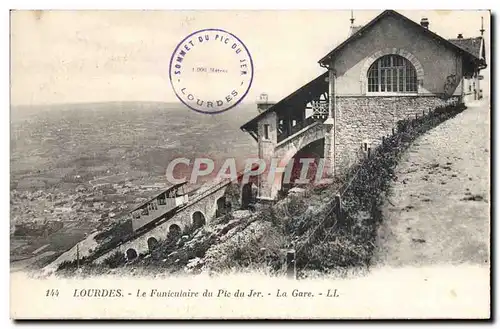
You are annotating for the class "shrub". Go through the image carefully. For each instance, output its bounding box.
[56,256,87,272]
[57,260,78,271]
[94,219,133,242]
[182,222,196,236]
[103,251,126,268]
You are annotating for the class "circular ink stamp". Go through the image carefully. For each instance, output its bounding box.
[169,28,254,114]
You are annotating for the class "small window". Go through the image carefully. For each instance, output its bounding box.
[263,124,270,140]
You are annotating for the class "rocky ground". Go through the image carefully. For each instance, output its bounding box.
[51,207,287,278]
[375,100,490,267]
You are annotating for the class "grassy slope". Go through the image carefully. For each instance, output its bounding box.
[375,101,490,267]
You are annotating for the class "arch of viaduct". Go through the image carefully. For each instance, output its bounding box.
[95,184,229,263]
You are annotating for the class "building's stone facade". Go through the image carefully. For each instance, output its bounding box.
[333,96,460,172]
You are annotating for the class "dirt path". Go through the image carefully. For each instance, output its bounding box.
[374,100,490,267]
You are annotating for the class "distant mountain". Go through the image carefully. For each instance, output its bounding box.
[11,101,258,123]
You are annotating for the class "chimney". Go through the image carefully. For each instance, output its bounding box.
[457,33,463,39]
[420,17,429,29]
[256,93,276,113]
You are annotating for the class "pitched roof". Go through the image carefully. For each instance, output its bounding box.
[240,72,328,131]
[448,37,484,60]
[318,10,483,65]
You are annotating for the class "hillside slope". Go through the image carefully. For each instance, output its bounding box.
[375,100,490,266]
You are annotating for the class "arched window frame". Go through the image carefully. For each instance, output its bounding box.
[360,49,424,96]
[367,55,417,94]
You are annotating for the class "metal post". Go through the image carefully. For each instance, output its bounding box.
[367,147,371,158]
[334,194,342,221]
[328,69,335,120]
[286,249,296,279]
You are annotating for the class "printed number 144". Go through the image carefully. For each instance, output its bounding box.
[46,289,59,297]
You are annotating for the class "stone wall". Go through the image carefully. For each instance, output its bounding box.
[333,95,461,173]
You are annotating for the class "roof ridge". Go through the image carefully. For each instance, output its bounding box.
[319,9,482,65]
[448,36,482,40]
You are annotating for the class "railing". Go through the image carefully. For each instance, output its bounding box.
[277,116,322,143]
[188,179,231,205]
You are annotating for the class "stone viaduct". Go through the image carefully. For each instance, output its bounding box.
[94,183,228,263]
[94,174,258,264]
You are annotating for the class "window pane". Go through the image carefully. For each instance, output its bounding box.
[386,69,391,92]
[381,70,385,92]
[380,56,387,67]
[399,68,404,92]
[406,64,417,92]
[367,65,378,92]
[393,69,397,92]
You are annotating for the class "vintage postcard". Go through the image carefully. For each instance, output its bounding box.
[10,9,491,319]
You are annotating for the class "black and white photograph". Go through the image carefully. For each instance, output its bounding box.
[9,9,491,319]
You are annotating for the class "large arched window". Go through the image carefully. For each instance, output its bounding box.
[367,55,417,93]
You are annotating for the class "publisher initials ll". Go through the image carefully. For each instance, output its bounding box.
[326,289,339,297]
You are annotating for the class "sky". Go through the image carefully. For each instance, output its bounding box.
[10,10,491,106]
